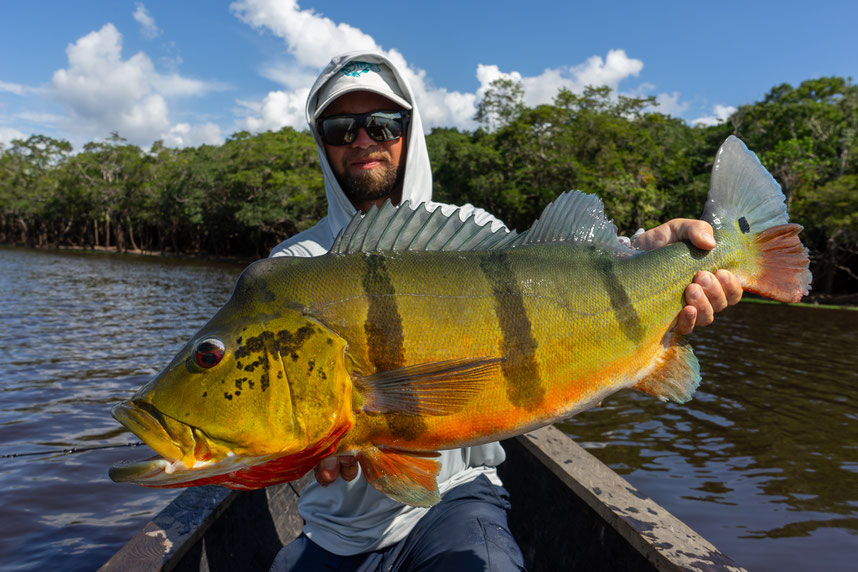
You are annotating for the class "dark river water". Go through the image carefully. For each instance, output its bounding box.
[1,247,856,571]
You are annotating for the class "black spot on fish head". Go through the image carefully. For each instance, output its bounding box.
[738,216,750,234]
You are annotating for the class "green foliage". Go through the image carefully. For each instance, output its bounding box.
[0,128,323,257]
[474,77,525,131]
[428,77,858,294]
[1,75,856,295]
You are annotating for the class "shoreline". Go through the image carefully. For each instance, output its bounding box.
[4,242,856,310]
[1,242,258,268]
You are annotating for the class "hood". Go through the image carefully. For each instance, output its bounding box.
[306,51,433,237]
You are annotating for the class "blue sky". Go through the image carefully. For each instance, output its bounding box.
[1,0,856,150]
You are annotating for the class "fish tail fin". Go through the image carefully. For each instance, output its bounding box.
[701,136,812,303]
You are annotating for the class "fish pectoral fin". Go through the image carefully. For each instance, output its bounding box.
[357,446,441,507]
[634,333,701,403]
[356,356,503,416]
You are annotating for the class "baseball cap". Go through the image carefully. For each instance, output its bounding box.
[313,60,412,119]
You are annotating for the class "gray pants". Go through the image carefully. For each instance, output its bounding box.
[271,475,525,571]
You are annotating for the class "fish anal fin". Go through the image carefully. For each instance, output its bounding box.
[357,446,441,507]
[357,357,502,416]
[634,334,701,403]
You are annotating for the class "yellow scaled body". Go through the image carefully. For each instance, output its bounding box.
[110,137,811,506]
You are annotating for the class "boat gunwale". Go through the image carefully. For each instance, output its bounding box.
[99,426,745,571]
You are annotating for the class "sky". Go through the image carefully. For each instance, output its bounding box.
[1,0,856,150]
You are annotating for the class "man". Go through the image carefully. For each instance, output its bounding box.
[270,51,741,571]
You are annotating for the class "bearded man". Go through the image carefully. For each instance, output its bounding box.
[269,52,740,571]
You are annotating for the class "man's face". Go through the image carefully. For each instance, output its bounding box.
[320,91,407,211]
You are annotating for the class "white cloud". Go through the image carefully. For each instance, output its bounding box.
[162,122,223,148]
[50,23,223,147]
[230,0,646,132]
[16,111,65,125]
[654,92,689,117]
[0,126,28,148]
[0,80,37,96]
[692,104,737,126]
[133,3,161,40]
[259,62,321,91]
[236,89,309,132]
[231,0,380,68]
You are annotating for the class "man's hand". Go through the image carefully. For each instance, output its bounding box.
[634,219,743,335]
[314,455,359,486]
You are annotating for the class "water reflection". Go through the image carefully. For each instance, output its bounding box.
[0,247,243,571]
[1,246,856,571]
[560,302,858,571]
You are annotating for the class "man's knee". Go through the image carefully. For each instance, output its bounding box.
[270,533,335,571]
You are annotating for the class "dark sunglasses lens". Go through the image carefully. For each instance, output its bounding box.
[366,113,404,142]
[320,112,405,145]
[321,117,358,145]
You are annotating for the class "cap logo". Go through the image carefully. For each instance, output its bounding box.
[341,61,381,77]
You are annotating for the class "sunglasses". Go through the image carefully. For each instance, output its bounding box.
[317,110,410,146]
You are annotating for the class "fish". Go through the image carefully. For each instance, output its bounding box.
[109,136,811,507]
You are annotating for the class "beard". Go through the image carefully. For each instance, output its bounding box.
[333,150,403,203]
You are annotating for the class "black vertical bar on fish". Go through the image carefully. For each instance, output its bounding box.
[478,252,545,411]
[362,253,405,371]
[594,256,645,343]
[361,253,427,439]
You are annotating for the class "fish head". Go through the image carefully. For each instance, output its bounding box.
[110,273,354,489]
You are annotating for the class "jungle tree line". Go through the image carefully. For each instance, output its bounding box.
[1,76,856,295]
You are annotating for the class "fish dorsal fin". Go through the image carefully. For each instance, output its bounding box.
[330,201,518,254]
[510,191,637,256]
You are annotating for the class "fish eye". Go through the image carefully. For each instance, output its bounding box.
[194,338,225,368]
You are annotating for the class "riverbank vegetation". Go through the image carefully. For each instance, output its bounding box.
[1,76,856,296]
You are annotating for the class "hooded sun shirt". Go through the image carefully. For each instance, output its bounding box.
[269,52,507,555]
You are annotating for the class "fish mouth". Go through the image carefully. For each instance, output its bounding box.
[111,401,185,463]
[109,401,253,487]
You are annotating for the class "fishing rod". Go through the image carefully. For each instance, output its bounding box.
[1,441,145,459]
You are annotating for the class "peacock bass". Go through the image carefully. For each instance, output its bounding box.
[109,136,811,507]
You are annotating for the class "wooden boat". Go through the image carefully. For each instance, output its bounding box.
[99,426,745,571]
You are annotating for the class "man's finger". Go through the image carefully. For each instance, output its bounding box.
[633,219,715,251]
[339,455,359,482]
[685,282,715,327]
[715,269,743,306]
[683,221,717,250]
[695,271,728,313]
[315,456,340,486]
[673,305,697,336]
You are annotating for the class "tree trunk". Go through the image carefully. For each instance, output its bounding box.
[16,217,28,245]
[823,235,839,294]
[126,215,139,251]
